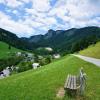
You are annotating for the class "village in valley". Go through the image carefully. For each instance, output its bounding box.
[0,47,61,79]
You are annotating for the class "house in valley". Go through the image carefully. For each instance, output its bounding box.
[53,54,61,59]
[32,63,40,69]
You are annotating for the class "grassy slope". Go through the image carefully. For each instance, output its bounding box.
[79,42,100,59]
[0,55,99,100]
[0,41,22,59]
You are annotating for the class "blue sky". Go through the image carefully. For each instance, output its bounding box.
[0,0,100,37]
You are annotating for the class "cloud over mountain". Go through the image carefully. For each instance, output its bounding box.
[0,0,100,37]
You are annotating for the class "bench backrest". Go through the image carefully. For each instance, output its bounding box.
[79,68,86,95]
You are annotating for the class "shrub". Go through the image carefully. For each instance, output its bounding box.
[18,62,32,72]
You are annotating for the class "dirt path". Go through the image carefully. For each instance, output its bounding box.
[73,55,100,67]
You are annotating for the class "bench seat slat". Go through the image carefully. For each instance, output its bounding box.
[70,76,74,89]
[73,76,77,89]
[67,75,71,89]
[64,75,77,90]
[64,74,70,89]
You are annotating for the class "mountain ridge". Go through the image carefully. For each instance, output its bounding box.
[0,26,100,54]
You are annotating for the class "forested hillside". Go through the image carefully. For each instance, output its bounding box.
[30,26,100,54]
[0,28,38,51]
[0,26,100,54]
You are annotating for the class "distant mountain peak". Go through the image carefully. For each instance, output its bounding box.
[48,29,55,32]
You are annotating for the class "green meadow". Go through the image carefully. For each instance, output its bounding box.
[79,42,100,59]
[0,41,22,59]
[0,55,99,100]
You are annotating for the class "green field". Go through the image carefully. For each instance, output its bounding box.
[0,55,99,100]
[0,41,22,59]
[79,42,100,59]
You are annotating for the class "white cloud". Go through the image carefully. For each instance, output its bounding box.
[48,0,100,28]
[0,0,5,3]
[12,10,19,15]
[0,11,34,37]
[20,0,31,3]
[0,0,25,8]
[32,0,51,12]
[5,0,23,8]
[66,0,99,20]
[25,8,46,18]
[35,16,57,26]
[21,18,44,28]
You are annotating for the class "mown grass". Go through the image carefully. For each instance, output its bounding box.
[0,41,22,59]
[0,55,99,100]
[79,42,100,59]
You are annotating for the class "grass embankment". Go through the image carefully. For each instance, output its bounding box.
[0,41,22,59]
[0,55,99,100]
[79,42,100,59]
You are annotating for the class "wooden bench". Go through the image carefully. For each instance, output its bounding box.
[64,68,86,96]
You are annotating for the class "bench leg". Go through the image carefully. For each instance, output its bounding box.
[66,89,77,97]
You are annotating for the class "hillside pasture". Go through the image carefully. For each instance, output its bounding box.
[0,55,99,100]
